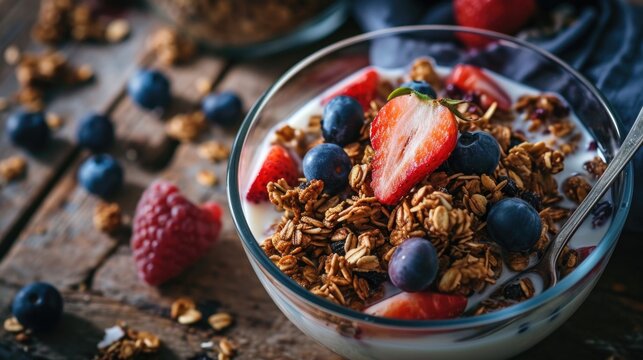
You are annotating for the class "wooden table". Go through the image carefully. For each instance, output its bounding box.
[0,1,641,359]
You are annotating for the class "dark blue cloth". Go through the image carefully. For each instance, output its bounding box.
[353,0,643,231]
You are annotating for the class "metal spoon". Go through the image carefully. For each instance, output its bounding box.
[467,106,643,313]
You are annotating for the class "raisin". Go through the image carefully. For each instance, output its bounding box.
[591,201,612,228]
[356,271,388,288]
[331,240,346,256]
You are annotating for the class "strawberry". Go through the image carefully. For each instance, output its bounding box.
[454,0,536,48]
[131,180,222,285]
[446,64,512,111]
[576,246,596,263]
[246,145,299,203]
[365,291,467,320]
[370,90,458,205]
[322,68,379,110]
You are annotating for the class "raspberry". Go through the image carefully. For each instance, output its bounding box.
[131,180,222,285]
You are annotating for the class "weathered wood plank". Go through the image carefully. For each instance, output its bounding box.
[0,56,226,288]
[0,285,212,360]
[0,4,159,253]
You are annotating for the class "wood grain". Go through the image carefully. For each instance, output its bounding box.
[0,54,225,288]
[0,3,159,254]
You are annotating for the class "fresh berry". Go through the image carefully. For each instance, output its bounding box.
[453,0,536,48]
[246,145,299,202]
[487,198,542,251]
[364,291,467,320]
[127,69,171,110]
[446,64,511,111]
[131,180,222,285]
[322,68,379,110]
[6,110,51,152]
[76,112,115,152]
[303,143,352,195]
[400,80,437,99]
[11,282,63,332]
[388,237,438,292]
[576,246,596,263]
[202,91,243,126]
[370,91,458,205]
[448,131,500,175]
[321,95,365,145]
[77,154,123,197]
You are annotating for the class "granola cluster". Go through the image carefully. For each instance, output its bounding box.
[5,49,93,110]
[33,0,131,44]
[259,62,606,313]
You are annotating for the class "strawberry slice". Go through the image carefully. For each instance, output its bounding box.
[322,68,379,110]
[246,145,299,203]
[365,292,467,320]
[370,92,458,205]
[576,246,596,263]
[446,64,511,111]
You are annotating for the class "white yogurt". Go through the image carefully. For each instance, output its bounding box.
[241,63,611,309]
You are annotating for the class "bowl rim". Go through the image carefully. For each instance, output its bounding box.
[227,25,634,329]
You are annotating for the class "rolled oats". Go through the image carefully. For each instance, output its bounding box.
[208,312,233,331]
[0,156,27,182]
[198,141,230,163]
[93,202,122,233]
[3,317,24,333]
[166,111,206,142]
[197,169,218,187]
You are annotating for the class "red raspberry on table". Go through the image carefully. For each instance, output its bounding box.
[131,180,222,285]
[454,0,537,48]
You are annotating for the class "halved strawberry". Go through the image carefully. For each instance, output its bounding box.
[446,64,511,111]
[246,145,299,203]
[365,291,467,320]
[370,91,458,205]
[322,68,379,110]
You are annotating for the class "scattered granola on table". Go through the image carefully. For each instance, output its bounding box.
[95,322,160,360]
[148,27,197,66]
[0,156,27,183]
[198,141,230,163]
[94,202,123,233]
[247,58,612,318]
[166,111,207,142]
[33,0,131,44]
[8,49,93,110]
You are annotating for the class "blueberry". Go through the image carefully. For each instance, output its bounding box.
[127,69,171,110]
[202,91,243,126]
[6,110,50,152]
[78,154,123,197]
[302,143,351,194]
[76,113,115,152]
[400,80,437,98]
[487,198,542,252]
[11,282,63,332]
[448,131,501,175]
[322,96,364,146]
[388,237,438,292]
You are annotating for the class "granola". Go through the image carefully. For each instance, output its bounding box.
[254,60,607,316]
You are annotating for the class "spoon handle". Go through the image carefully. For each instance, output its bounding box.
[543,107,643,278]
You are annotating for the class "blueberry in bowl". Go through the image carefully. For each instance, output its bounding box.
[321,95,364,145]
[302,143,352,195]
[448,131,501,175]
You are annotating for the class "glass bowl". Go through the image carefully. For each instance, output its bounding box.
[227,26,633,360]
[147,0,349,58]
